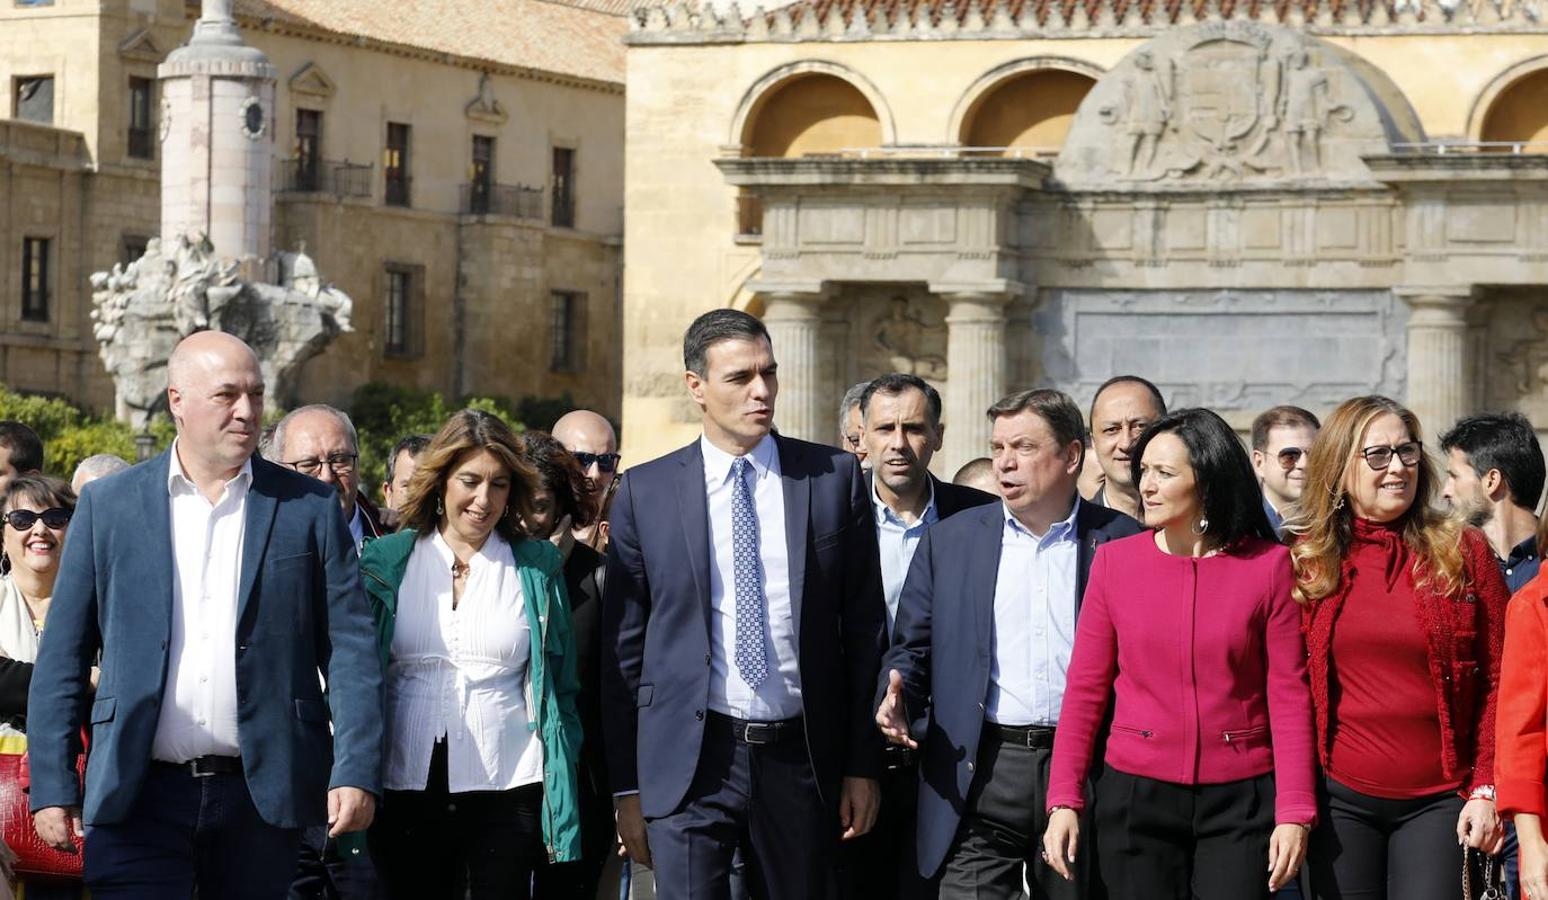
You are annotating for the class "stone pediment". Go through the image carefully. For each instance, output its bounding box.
[288,62,336,100]
[1054,22,1423,190]
[118,28,167,64]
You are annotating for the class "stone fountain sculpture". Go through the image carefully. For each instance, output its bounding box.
[89,236,353,429]
[88,0,353,429]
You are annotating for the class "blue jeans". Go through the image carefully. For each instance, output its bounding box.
[82,763,302,900]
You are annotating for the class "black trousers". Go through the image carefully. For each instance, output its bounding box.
[645,712,835,900]
[368,740,548,900]
[1094,766,1276,900]
[838,745,925,900]
[1306,777,1464,900]
[936,727,1085,900]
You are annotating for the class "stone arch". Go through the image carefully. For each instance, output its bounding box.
[948,57,1105,154]
[730,61,895,156]
[1470,56,1548,146]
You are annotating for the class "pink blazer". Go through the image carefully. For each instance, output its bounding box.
[1047,532,1318,826]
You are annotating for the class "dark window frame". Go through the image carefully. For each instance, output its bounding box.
[295,108,323,192]
[21,237,51,323]
[383,263,423,358]
[384,122,412,208]
[121,234,149,267]
[14,75,54,125]
[127,77,155,160]
[469,135,496,215]
[549,290,586,373]
[551,146,576,228]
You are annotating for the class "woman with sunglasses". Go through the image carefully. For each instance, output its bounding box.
[1288,396,1508,900]
[0,475,81,899]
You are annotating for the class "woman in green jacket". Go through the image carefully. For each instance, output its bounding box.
[361,409,583,899]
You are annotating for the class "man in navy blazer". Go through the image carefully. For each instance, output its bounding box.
[28,332,383,900]
[876,388,1142,899]
[602,309,887,899]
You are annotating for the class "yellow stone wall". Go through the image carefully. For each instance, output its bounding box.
[0,0,626,426]
[621,30,1548,463]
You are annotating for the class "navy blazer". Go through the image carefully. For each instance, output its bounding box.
[601,435,887,818]
[880,497,1142,878]
[27,451,384,828]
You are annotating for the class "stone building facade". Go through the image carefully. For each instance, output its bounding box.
[1,0,625,417]
[622,0,1548,472]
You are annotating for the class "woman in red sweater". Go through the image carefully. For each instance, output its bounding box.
[1043,407,1316,900]
[1290,395,1507,900]
[1496,516,1548,900]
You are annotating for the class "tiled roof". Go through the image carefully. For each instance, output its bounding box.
[235,0,626,86]
[759,0,1424,27]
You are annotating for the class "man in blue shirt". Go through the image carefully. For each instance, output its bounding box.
[1441,412,1544,593]
[840,373,994,898]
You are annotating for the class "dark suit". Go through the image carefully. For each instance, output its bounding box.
[28,451,384,898]
[881,498,1141,886]
[841,473,996,899]
[602,435,886,898]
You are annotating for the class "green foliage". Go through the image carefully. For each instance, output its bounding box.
[0,386,174,480]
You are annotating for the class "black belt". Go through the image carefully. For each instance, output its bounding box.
[154,755,243,778]
[883,743,917,771]
[990,723,1056,750]
[708,711,803,746]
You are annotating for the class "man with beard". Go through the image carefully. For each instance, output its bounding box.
[1442,412,1545,592]
[841,373,995,898]
[1249,406,1321,538]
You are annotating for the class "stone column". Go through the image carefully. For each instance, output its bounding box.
[1398,287,1476,434]
[941,291,1010,473]
[762,292,824,442]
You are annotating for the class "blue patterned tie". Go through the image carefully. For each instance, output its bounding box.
[730,457,768,689]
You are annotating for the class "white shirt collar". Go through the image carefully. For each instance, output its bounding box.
[700,432,779,487]
[166,438,253,498]
[872,474,937,527]
[1004,495,1081,540]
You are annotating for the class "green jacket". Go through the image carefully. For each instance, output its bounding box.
[353,528,584,863]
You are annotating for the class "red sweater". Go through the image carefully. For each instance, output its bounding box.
[1302,523,1508,797]
[1048,533,1318,826]
[1324,519,1459,797]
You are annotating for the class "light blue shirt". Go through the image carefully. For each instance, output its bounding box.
[873,479,938,639]
[701,434,801,721]
[987,498,1081,727]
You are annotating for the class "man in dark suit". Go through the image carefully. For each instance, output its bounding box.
[602,309,887,899]
[876,388,1142,900]
[841,372,995,898]
[28,331,383,900]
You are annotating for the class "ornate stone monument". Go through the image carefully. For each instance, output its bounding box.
[88,0,352,429]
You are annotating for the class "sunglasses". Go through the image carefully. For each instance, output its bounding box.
[1275,447,1311,471]
[1360,441,1423,472]
[573,451,621,474]
[4,508,71,531]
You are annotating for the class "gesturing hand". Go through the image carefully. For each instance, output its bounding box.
[874,669,917,749]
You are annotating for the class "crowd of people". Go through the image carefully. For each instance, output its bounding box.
[0,313,1545,900]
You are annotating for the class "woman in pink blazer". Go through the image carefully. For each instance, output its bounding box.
[1042,407,1318,900]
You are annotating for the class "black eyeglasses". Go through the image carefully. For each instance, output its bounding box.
[282,453,359,477]
[572,451,621,474]
[4,508,71,531]
[1360,441,1423,471]
[1275,447,1310,471]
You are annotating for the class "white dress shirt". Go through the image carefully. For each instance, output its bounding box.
[384,531,543,793]
[152,441,251,763]
[873,479,937,638]
[986,499,1081,727]
[701,434,801,721]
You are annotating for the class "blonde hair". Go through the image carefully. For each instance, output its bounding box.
[1286,395,1467,604]
[398,409,538,545]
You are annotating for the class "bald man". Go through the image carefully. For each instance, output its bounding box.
[553,409,620,551]
[27,331,384,900]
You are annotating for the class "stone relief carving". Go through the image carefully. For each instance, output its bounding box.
[868,295,948,381]
[1491,302,1548,411]
[90,233,353,429]
[1057,23,1395,188]
[466,73,509,125]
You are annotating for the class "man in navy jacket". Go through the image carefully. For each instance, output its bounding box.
[603,309,887,899]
